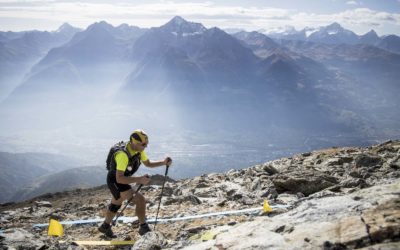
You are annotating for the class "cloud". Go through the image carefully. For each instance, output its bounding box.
[0,1,399,35]
[346,1,359,5]
[338,8,400,24]
[0,1,295,30]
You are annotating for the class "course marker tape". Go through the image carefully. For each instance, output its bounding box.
[33,204,289,228]
[59,240,135,246]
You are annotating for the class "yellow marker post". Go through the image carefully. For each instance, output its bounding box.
[263,199,273,213]
[48,219,64,237]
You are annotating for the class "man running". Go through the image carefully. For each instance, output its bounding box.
[99,129,172,237]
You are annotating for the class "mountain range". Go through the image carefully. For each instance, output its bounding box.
[261,22,400,54]
[2,17,398,133]
[0,152,80,203]
[0,23,82,101]
[0,16,399,203]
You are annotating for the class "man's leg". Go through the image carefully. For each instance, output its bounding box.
[132,192,146,224]
[105,189,134,223]
[104,196,123,224]
[132,192,151,235]
[99,189,133,237]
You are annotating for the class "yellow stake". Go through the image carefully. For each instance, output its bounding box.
[48,219,64,237]
[263,199,273,213]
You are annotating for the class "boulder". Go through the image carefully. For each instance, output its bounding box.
[355,154,383,168]
[272,170,337,196]
[361,198,400,243]
[0,228,46,249]
[131,231,167,250]
[262,164,279,175]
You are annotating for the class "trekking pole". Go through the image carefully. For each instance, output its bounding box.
[154,164,170,230]
[112,184,143,226]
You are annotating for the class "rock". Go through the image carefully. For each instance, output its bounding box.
[217,199,227,207]
[194,187,217,198]
[276,193,299,204]
[213,218,287,249]
[249,178,261,191]
[262,164,279,175]
[340,177,368,188]
[231,193,243,201]
[337,216,370,248]
[355,154,383,168]
[35,201,52,208]
[226,189,236,197]
[186,225,207,234]
[195,182,209,188]
[241,196,255,205]
[260,188,279,199]
[185,195,202,205]
[357,242,400,250]
[325,157,345,166]
[183,180,399,250]
[131,231,167,250]
[149,174,176,186]
[160,186,174,197]
[0,228,47,249]
[164,195,201,205]
[349,170,362,178]
[173,186,183,196]
[323,241,347,250]
[340,156,354,164]
[361,198,400,243]
[389,156,400,170]
[273,224,294,234]
[273,170,338,196]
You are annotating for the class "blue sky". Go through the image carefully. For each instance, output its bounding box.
[0,0,399,35]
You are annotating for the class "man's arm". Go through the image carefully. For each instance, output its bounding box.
[143,157,172,168]
[115,171,150,185]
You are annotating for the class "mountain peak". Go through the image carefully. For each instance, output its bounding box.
[322,22,346,35]
[55,23,81,36]
[169,16,187,26]
[56,23,73,32]
[161,16,206,34]
[326,22,343,30]
[87,21,114,32]
[364,29,378,37]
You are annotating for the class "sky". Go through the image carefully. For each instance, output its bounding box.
[0,0,399,35]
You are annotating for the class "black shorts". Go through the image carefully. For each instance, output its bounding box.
[107,172,132,200]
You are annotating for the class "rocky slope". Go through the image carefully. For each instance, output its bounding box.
[1,140,399,249]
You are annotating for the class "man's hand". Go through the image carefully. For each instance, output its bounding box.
[137,174,151,185]
[164,157,172,166]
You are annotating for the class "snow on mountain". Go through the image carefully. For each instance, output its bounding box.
[159,16,206,36]
[308,22,359,44]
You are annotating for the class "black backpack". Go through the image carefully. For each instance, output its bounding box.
[106,141,127,170]
[106,141,141,175]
